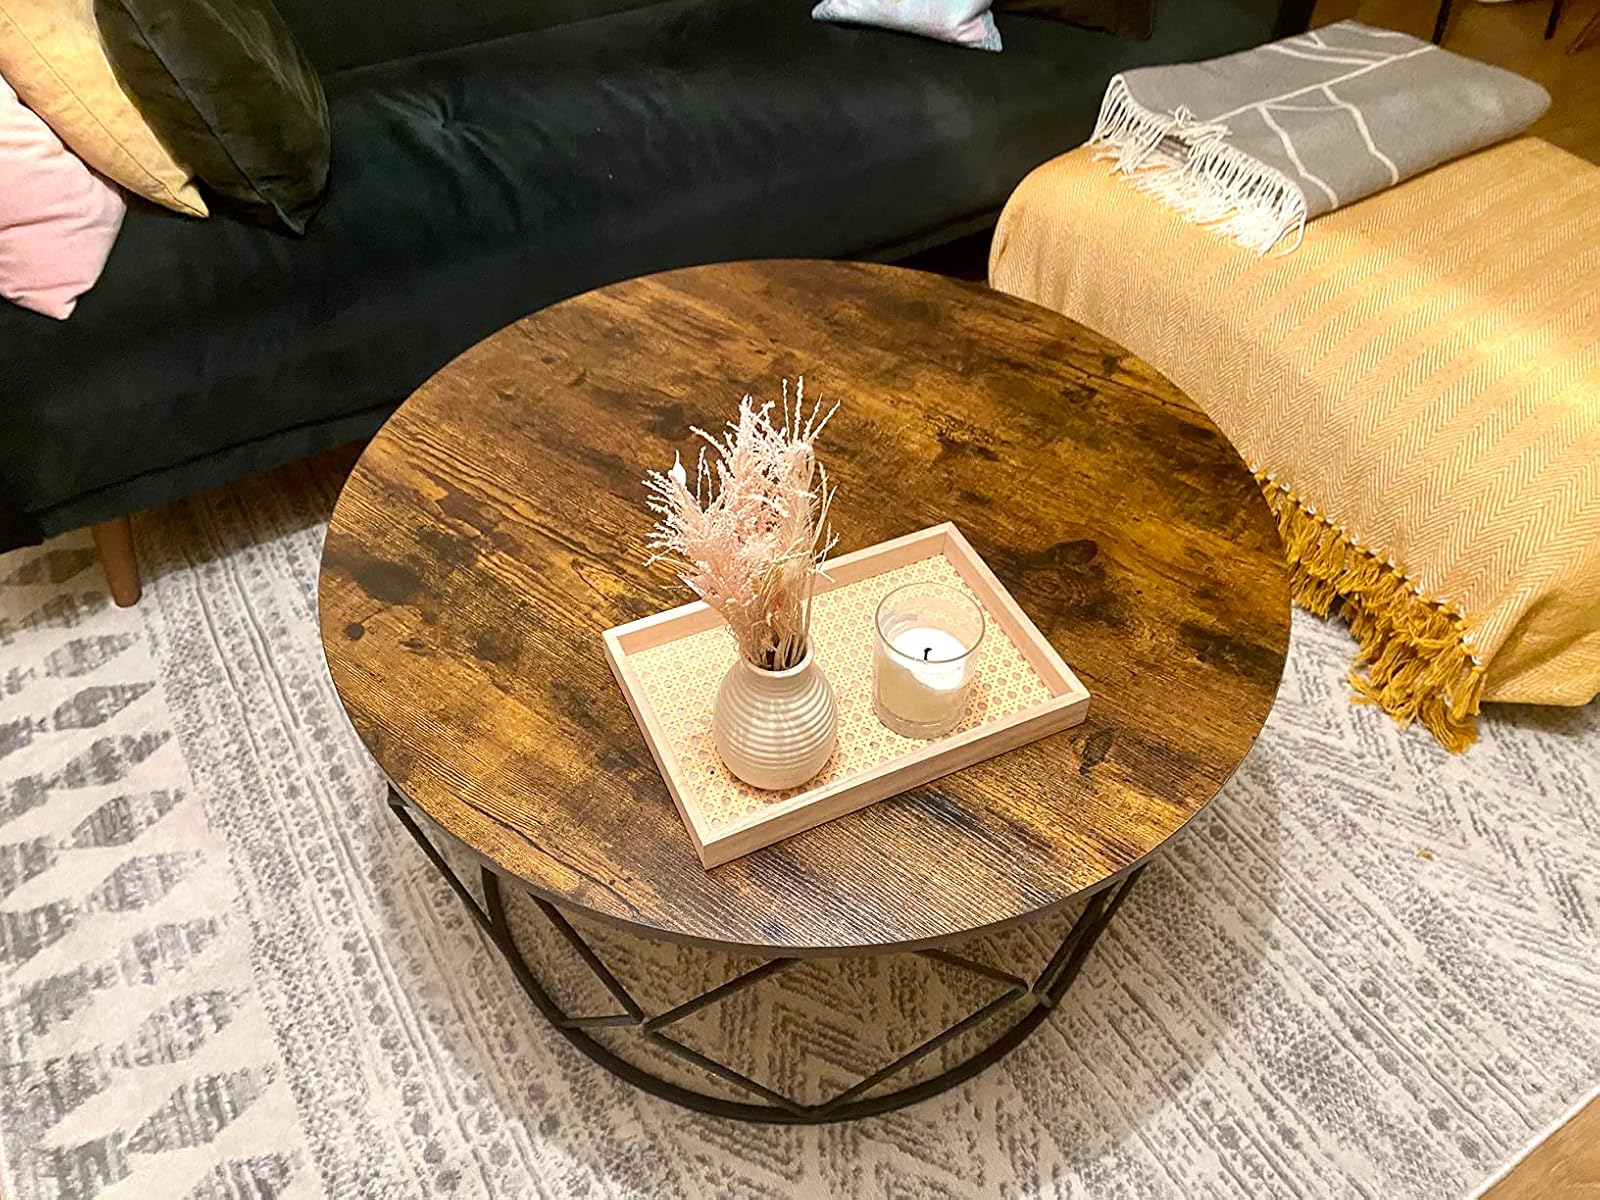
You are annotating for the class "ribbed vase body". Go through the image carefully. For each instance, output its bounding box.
[711,651,838,790]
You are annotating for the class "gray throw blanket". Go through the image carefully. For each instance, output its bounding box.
[1089,21,1550,252]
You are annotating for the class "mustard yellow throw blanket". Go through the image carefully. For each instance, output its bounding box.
[991,138,1600,749]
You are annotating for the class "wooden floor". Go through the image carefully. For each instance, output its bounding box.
[1481,1092,1600,1199]
[1315,0,1600,163]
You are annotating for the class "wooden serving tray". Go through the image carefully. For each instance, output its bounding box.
[602,523,1091,867]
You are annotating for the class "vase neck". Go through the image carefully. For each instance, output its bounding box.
[743,648,813,681]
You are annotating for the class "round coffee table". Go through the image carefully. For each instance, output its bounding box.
[318,260,1290,1123]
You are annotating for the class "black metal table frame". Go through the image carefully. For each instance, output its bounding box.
[390,789,1143,1125]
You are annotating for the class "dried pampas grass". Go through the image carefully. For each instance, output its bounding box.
[646,380,838,671]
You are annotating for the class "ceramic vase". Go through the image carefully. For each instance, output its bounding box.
[711,648,838,790]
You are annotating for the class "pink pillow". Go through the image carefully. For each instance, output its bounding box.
[0,76,124,320]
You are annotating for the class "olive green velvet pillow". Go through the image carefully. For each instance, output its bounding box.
[94,0,329,234]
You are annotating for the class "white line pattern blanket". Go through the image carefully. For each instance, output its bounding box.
[1090,21,1549,251]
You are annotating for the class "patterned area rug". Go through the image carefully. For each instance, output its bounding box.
[1,460,1596,1200]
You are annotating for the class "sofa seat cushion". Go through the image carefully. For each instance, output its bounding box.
[990,139,1600,749]
[0,0,1274,539]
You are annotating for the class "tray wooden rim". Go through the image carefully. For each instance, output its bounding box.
[602,523,1091,867]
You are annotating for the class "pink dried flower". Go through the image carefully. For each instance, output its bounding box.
[646,380,838,671]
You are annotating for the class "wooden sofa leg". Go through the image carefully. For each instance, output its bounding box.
[91,517,142,607]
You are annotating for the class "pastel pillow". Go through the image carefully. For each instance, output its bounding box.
[812,0,1002,51]
[0,77,124,320]
[0,0,205,217]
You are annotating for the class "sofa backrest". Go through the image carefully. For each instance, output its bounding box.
[276,0,1316,78]
[271,0,672,74]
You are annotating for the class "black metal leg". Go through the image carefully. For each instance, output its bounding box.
[389,789,1144,1124]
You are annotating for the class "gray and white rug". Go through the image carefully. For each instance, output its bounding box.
[1,458,1596,1200]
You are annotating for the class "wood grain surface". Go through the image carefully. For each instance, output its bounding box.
[1482,1092,1600,1200]
[318,260,1291,953]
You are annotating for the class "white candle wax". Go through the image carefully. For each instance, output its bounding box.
[874,625,974,731]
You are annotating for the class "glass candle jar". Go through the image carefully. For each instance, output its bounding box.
[872,582,985,739]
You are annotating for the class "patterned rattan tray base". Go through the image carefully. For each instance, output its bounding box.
[603,524,1090,867]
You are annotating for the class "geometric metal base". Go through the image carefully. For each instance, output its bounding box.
[389,789,1143,1124]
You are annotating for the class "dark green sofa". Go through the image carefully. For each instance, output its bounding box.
[0,0,1309,600]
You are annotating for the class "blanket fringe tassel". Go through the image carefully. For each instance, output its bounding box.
[1258,476,1485,752]
[1089,75,1309,254]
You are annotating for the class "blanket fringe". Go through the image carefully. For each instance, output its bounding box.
[1257,476,1485,752]
[1090,75,1309,254]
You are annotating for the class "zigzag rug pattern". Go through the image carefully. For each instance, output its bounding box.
[1,461,1595,1199]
